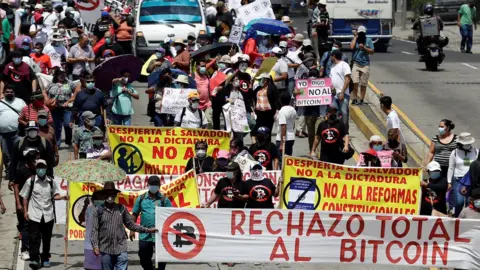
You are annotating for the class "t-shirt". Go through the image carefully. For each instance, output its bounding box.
[353,38,374,66]
[30,24,48,45]
[459,206,480,219]
[275,105,296,142]
[110,83,138,116]
[272,57,288,89]
[30,53,52,74]
[459,4,477,25]
[174,107,207,128]
[14,165,35,193]
[330,61,351,96]
[248,142,279,170]
[42,12,59,33]
[285,51,302,79]
[242,178,276,209]
[43,44,68,68]
[316,120,348,154]
[0,98,26,133]
[214,177,245,208]
[386,109,404,141]
[2,62,37,103]
[68,44,95,76]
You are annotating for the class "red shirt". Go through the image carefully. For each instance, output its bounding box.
[30,53,52,74]
[19,104,54,125]
[195,72,211,110]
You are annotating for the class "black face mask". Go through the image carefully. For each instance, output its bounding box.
[256,135,265,143]
[5,94,14,101]
[328,114,337,121]
[388,139,399,148]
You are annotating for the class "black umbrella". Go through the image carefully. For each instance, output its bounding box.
[190,42,238,60]
[93,55,144,92]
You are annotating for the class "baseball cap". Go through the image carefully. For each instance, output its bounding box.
[92,129,104,138]
[279,41,288,48]
[101,11,109,17]
[225,162,240,171]
[187,32,196,39]
[217,150,229,159]
[35,159,47,166]
[34,3,43,9]
[38,110,49,118]
[271,47,282,54]
[302,39,312,47]
[82,111,96,120]
[281,16,291,23]
[369,135,382,142]
[427,161,441,172]
[294,34,305,42]
[257,126,270,135]
[26,121,39,130]
[219,55,232,64]
[174,74,189,85]
[327,102,339,112]
[188,91,200,100]
[250,162,263,170]
[216,1,225,8]
[256,73,270,80]
[218,36,228,43]
[357,26,367,33]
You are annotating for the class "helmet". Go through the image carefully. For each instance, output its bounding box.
[424,3,434,16]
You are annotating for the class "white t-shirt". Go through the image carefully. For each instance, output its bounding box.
[43,44,68,68]
[386,109,404,141]
[0,98,27,133]
[42,12,59,34]
[174,107,207,128]
[272,57,288,89]
[276,105,297,142]
[330,60,351,95]
[285,51,302,79]
[30,24,49,45]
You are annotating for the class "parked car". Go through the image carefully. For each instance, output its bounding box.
[433,0,471,22]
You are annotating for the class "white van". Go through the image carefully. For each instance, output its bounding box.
[133,0,207,58]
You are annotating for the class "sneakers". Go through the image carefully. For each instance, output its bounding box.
[358,99,364,105]
[20,251,30,261]
[29,261,41,269]
[43,260,51,268]
[351,99,358,105]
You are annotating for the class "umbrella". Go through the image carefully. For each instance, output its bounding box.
[55,159,126,183]
[93,55,145,92]
[244,18,292,35]
[147,68,196,88]
[190,42,237,60]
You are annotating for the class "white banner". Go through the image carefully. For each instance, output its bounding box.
[222,99,250,133]
[234,0,275,25]
[155,208,480,268]
[160,88,197,115]
[54,177,68,224]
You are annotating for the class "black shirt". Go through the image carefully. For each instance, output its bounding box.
[214,177,245,208]
[185,156,215,174]
[242,178,276,209]
[60,17,78,29]
[316,10,330,39]
[9,137,55,181]
[93,18,118,40]
[420,176,448,215]
[316,119,347,154]
[248,142,279,170]
[14,164,35,192]
[73,88,108,116]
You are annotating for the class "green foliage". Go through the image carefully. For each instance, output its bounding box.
[411,0,431,15]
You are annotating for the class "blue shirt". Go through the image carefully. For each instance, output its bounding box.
[73,88,107,115]
[352,38,374,66]
[320,51,349,77]
[132,192,172,242]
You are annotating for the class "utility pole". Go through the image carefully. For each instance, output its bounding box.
[401,0,408,30]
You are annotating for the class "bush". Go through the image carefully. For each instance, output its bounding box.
[411,0,431,16]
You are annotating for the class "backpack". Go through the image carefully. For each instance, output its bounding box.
[27,175,56,223]
[18,136,47,152]
[179,107,203,128]
[132,193,165,215]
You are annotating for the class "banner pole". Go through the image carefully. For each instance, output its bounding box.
[192,161,201,207]
[277,155,286,209]
[64,182,70,267]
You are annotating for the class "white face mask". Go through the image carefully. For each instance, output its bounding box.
[191,101,199,109]
[28,130,38,139]
[250,169,263,181]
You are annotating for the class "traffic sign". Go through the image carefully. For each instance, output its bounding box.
[75,0,100,11]
[161,212,206,260]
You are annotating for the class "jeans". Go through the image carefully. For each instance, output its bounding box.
[452,176,469,217]
[52,108,72,147]
[111,114,132,126]
[335,94,350,131]
[305,115,322,151]
[460,24,473,52]
[101,252,128,270]
[0,131,19,179]
[287,78,295,96]
[16,209,28,252]
[276,140,294,168]
[139,240,167,270]
[153,113,169,127]
[29,217,54,263]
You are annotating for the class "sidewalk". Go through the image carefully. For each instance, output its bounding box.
[0,180,20,270]
[393,24,480,53]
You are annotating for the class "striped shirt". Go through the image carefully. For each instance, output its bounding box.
[19,104,54,124]
[432,135,458,167]
[91,204,150,255]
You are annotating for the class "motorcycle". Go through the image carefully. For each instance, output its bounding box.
[421,36,446,72]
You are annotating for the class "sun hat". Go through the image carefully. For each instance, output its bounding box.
[457,132,475,145]
[187,91,200,100]
[294,34,305,42]
[369,135,382,142]
[219,55,232,64]
[174,74,189,85]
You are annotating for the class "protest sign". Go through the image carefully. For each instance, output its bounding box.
[223,99,250,133]
[67,170,199,240]
[160,88,197,115]
[254,57,277,79]
[229,24,243,44]
[295,78,333,106]
[281,156,421,214]
[54,177,68,224]
[155,208,480,268]
[107,126,230,174]
[234,0,275,26]
[358,150,393,168]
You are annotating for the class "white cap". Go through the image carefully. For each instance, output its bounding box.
[302,39,312,47]
[35,3,43,9]
[369,135,382,142]
[271,47,282,54]
[357,26,367,33]
[427,161,441,172]
[279,41,288,48]
[219,36,228,43]
[35,159,47,166]
[281,16,291,23]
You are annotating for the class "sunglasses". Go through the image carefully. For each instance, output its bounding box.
[86,80,95,83]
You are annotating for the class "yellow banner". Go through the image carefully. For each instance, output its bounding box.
[107,126,231,174]
[281,156,421,215]
[67,170,200,240]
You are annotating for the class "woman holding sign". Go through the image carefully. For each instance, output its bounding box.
[202,162,244,208]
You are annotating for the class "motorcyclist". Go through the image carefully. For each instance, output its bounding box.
[413,3,446,62]
[310,0,329,59]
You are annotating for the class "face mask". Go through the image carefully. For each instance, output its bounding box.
[86,119,96,127]
[256,135,265,143]
[86,82,95,89]
[233,80,240,88]
[474,199,480,209]
[156,52,163,59]
[226,171,235,179]
[191,102,199,110]
[13,58,22,65]
[93,139,103,146]
[251,169,263,181]
[175,45,182,51]
[462,144,473,150]
[36,168,46,178]
[93,200,103,207]
[328,114,337,121]
[28,130,38,139]
[199,67,206,74]
[331,47,339,52]
[239,63,248,72]
[5,94,13,100]
[196,149,206,158]
[22,45,30,51]
[430,171,441,180]
[33,100,44,107]
[38,118,47,127]
[34,48,42,54]
[373,145,383,152]
[59,28,66,34]
[218,63,226,70]
[438,127,446,135]
[149,185,160,194]
[105,196,115,205]
[122,77,129,84]
[105,38,112,45]
[388,139,399,148]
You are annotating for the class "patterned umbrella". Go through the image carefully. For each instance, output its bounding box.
[55,159,126,183]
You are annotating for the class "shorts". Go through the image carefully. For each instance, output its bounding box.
[352,63,370,86]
